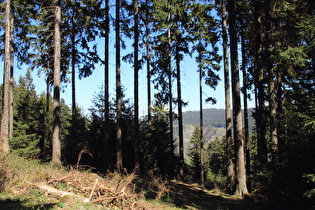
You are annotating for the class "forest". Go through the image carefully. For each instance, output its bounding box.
[0,0,314,209]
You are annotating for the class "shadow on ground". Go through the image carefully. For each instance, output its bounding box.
[167,182,283,210]
[0,199,57,210]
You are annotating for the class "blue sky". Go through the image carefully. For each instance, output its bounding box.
[7,21,256,118]
[10,35,256,117]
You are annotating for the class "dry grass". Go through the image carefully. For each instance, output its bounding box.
[0,153,276,209]
[0,153,152,209]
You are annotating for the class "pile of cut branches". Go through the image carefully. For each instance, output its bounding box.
[27,169,147,209]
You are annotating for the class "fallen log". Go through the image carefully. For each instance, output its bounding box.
[25,181,89,203]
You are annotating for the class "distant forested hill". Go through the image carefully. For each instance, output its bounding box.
[183,108,226,128]
[182,108,255,129]
[173,108,255,158]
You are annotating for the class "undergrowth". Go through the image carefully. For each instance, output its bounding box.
[0,153,177,209]
[0,153,274,209]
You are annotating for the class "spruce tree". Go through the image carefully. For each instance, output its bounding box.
[0,0,11,156]
[52,0,62,166]
[228,0,248,196]
[116,0,123,171]
[221,0,234,193]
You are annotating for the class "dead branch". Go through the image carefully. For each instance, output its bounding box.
[48,174,73,184]
[90,192,125,203]
[88,178,99,201]
[76,145,93,169]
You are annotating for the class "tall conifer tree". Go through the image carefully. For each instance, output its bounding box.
[221,0,234,193]
[116,0,123,171]
[228,0,248,196]
[0,0,12,156]
[52,0,62,166]
[134,0,140,171]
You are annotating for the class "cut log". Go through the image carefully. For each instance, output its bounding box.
[25,181,89,203]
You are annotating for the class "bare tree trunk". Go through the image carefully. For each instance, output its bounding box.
[104,0,110,170]
[133,0,140,171]
[41,77,50,157]
[146,0,152,128]
[241,25,250,175]
[167,0,174,177]
[265,0,278,162]
[52,2,62,166]
[222,0,234,194]
[9,16,14,139]
[71,12,77,142]
[176,41,184,180]
[255,0,267,165]
[228,0,248,196]
[0,0,11,156]
[199,61,204,186]
[269,73,278,160]
[115,0,123,171]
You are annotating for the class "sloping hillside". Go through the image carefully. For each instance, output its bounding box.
[174,108,255,158]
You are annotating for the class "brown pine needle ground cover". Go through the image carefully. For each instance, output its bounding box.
[0,153,281,209]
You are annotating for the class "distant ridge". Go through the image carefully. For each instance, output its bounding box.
[182,108,255,130]
[183,108,226,128]
[173,108,255,149]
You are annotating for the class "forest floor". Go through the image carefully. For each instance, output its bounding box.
[0,153,282,210]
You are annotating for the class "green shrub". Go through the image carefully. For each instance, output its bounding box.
[10,134,41,158]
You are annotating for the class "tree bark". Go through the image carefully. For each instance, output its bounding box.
[241,23,250,175]
[228,0,248,196]
[265,0,278,162]
[222,0,234,194]
[199,60,204,186]
[176,41,184,179]
[9,16,14,140]
[167,0,174,178]
[0,0,11,156]
[104,0,110,170]
[146,0,152,129]
[255,0,268,165]
[133,0,140,171]
[52,2,62,166]
[116,0,123,171]
[71,10,77,139]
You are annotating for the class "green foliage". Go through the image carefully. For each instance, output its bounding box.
[11,71,45,158]
[87,86,136,171]
[187,126,201,180]
[303,174,315,199]
[1,0,314,208]
[206,137,226,177]
[140,105,174,175]
[206,170,226,188]
[10,134,41,158]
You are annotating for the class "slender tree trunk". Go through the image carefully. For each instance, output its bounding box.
[52,2,62,166]
[265,0,278,162]
[277,73,284,158]
[9,16,14,139]
[42,77,50,156]
[115,0,123,171]
[269,72,278,161]
[241,25,250,175]
[104,0,110,170]
[71,13,77,139]
[146,0,152,128]
[0,0,11,156]
[167,0,174,177]
[133,0,140,171]
[222,0,234,194]
[176,41,184,179]
[228,0,248,196]
[255,0,267,165]
[199,60,204,186]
